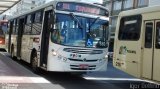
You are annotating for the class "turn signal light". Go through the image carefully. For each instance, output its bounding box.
[0,38,5,44]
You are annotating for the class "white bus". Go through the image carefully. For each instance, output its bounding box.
[6,0,109,73]
[113,5,160,82]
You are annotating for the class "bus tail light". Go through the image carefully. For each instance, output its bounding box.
[0,37,5,44]
[33,37,40,43]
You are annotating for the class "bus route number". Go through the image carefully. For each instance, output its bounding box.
[98,41,106,47]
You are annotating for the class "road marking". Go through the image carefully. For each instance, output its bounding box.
[84,77,159,85]
[0,76,50,83]
[84,77,141,81]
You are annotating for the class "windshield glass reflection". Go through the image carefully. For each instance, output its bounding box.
[51,13,109,48]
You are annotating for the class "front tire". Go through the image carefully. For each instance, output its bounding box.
[31,51,39,73]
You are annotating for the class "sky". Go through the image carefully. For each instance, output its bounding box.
[45,0,103,4]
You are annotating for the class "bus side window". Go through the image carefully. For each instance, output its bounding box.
[145,22,153,48]
[12,20,16,34]
[11,19,17,35]
[32,11,43,35]
[25,15,32,35]
[156,22,160,49]
[118,15,142,41]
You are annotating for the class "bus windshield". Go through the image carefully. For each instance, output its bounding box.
[51,13,109,48]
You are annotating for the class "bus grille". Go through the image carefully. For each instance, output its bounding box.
[70,65,96,70]
[68,58,98,62]
[63,48,103,54]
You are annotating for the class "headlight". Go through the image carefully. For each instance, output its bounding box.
[104,55,108,59]
[52,51,57,56]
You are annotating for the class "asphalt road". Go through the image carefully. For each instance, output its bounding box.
[0,52,159,89]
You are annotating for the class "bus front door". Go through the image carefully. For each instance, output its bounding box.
[40,10,53,68]
[143,20,160,82]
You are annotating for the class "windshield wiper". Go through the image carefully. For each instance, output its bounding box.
[87,17,100,38]
[70,13,83,29]
[89,17,100,30]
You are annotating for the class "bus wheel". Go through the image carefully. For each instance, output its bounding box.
[31,51,39,73]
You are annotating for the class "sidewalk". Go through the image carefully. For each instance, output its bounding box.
[0,52,62,89]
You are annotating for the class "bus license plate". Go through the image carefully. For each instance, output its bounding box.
[79,64,89,69]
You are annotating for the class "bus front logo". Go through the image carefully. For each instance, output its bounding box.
[70,54,81,58]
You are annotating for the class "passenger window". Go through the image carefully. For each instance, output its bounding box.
[24,15,32,35]
[32,11,43,35]
[145,22,153,48]
[26,15,31,24]
[156,22,160,49]
[12,20,17,35]
[34,11,42,23]
[118,15,142,41]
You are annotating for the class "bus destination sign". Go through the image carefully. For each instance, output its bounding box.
[56,2,108,16]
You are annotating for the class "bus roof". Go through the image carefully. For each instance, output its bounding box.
[9,0,108,20]
[119,5,160,17]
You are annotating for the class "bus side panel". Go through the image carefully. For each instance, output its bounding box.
[21,35,32,63]
[114,41,142,78]
[113,15,142,78]
[21,35,41,63]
